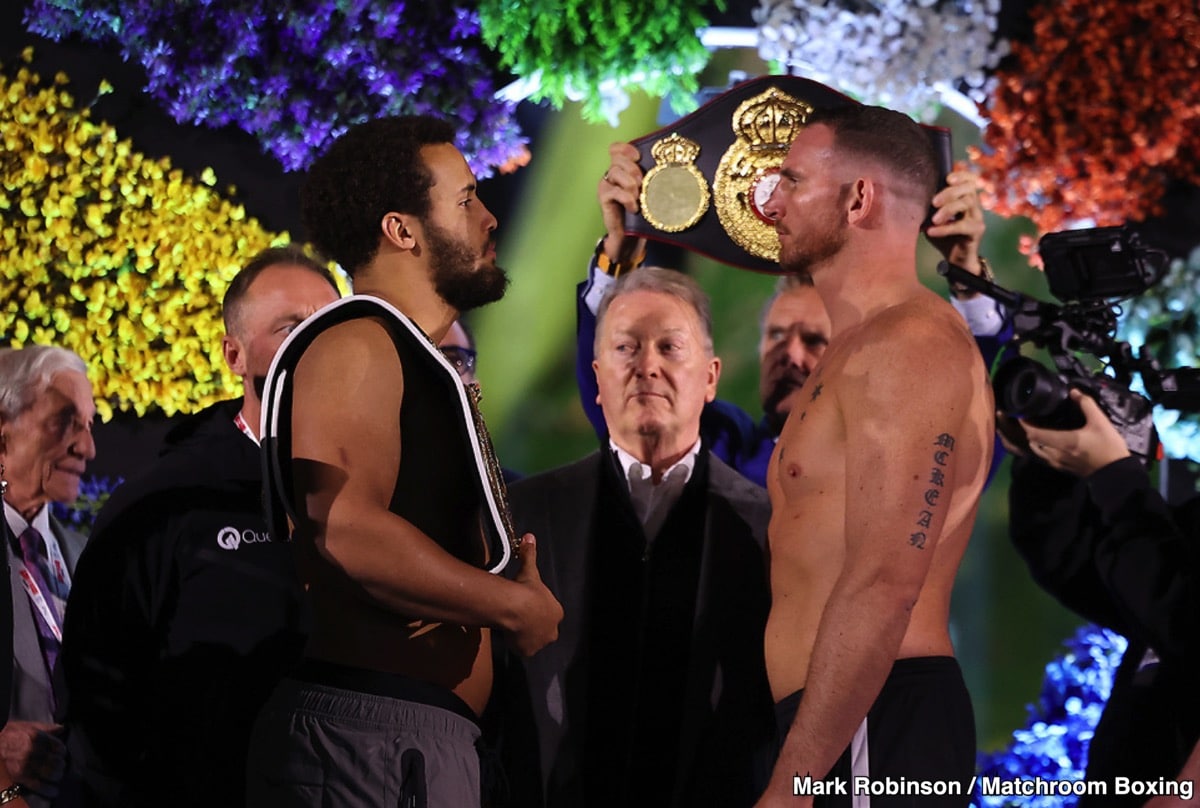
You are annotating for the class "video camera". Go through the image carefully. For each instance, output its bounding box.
[939,226,1200,465]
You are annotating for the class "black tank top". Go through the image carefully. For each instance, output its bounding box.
[260,295,513,574]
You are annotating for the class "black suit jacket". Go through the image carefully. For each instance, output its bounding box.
[500,449,772,808]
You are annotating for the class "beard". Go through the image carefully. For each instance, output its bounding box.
[425,220,509,312]
[777,205,848,278]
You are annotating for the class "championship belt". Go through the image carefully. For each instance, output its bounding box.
[624,74,953,274]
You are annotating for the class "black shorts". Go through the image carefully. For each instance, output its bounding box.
[773,656,975,807]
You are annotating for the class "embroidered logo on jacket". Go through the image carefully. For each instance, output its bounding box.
[216,526,271,550]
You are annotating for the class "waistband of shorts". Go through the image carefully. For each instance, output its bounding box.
[775,655,962,710]
[292,657,479,726]
[880,654,962,682]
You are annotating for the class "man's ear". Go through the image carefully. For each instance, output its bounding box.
[705,356,722,402]
[222,334,246,376]
[592,360,602,406]
[845,177,876,226]
[380,213,417,251]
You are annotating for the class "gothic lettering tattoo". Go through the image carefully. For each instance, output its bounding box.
[910,433,954,549]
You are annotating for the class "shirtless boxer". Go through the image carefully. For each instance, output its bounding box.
[755,104,995,808]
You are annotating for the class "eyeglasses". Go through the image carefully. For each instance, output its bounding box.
[440,345,478,378]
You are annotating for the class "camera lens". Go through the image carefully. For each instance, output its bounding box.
[993,357,1085,429]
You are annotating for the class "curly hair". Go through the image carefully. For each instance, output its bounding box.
[301,115,458,277]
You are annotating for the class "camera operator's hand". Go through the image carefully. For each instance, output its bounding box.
[1020,389,1132,477]
[925,162,986,278]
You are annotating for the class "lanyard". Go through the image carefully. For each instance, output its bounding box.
[15,535,69,642]
[234,411,259,445]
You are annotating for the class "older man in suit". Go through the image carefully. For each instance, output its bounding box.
[501,268,773,808]
[0,346,95,805]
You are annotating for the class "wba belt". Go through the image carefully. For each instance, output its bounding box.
[623,74,952,274]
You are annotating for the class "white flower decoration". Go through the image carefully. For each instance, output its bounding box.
[754,0,1009,121]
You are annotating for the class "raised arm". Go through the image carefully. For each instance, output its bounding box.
[597,141,648,267]
[577,143,648,435]
[925,162,985,274]
[927,162,1011,345]
[290,318,561,655]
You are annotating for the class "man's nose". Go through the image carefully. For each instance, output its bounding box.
[762,186,782,221]
[74,426,97,461]
[481,202,498,233]
[785,334,818,372]
[633,351,660,377]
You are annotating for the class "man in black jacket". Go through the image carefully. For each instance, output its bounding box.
[500,267,773,808]
[58,246,340,807]
[1007,388,1200,806]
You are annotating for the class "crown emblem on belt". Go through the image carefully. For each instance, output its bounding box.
[715,87,815,261]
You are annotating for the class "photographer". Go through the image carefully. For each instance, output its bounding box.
[1005,389,1200,806]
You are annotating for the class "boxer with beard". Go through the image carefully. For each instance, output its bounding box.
[754,103,993,808]
[248,115,561,808]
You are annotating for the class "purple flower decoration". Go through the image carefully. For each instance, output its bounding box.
[26,0,528,177]
[51,475,125,533]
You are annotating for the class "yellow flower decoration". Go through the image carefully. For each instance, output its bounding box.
[0,53,345,419]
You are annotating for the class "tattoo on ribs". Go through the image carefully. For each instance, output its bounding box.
[910,433,955,550]
[810,383,823,401]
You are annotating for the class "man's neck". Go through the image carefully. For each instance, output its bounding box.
[354,264,457,343]
[4,493,46,525]
[238,392,261,441]
[812,241,920,334]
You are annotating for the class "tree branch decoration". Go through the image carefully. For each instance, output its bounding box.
[478,0,724,126]
[1119,247,1200,460]
[975,625,1126,808]
[754,0,1007,120]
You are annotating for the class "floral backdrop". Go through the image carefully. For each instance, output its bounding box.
[1,50,292,419]
[970,0,1199,239]
[26,0,530,176]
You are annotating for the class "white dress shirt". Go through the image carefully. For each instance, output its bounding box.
[610,438,702,541]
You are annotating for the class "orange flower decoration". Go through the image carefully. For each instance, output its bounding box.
[971,0,1200,236]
